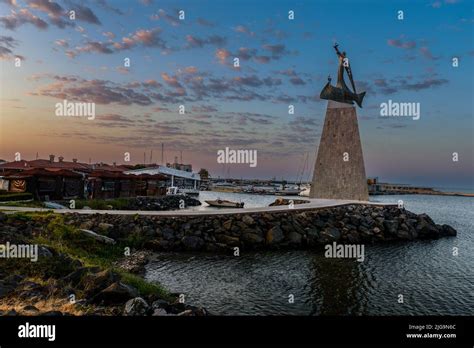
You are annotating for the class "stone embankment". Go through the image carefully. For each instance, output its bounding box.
[63,204,457,251]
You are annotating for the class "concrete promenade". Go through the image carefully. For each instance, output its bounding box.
[0,199,397,216]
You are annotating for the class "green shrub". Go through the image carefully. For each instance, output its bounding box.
[0,200,43,207]
[119,272,171,299]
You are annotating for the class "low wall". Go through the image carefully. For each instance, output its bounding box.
[62,204,457,252]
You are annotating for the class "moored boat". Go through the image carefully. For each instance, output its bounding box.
[273,188,302,196]
[298,186,310,197]
[205,199,244,208]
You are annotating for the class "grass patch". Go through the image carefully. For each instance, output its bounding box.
[118,271,171,300]
[0,200,43,208]
[6,211,55,222]
[0,192,33,201]
[3,212,171,301]
[31,214,124,268]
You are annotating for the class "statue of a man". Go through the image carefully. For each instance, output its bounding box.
[319,43,366,108]
[334,44,350,91]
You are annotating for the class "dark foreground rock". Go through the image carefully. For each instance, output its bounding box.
[91,281,139,305]
[0,257,209,317]
[124,297,150,316]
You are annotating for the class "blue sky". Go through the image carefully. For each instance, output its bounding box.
[0,0,472,188]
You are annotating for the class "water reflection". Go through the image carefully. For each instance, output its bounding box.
[307,256,366,315]
[145,194,473,316]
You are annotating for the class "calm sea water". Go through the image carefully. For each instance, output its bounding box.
[145,193,474,315]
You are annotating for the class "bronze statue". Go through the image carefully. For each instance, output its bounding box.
[320,44,366,107]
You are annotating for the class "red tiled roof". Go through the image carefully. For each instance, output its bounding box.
[28,159,91,171]
[2,168,83,179]
[0,159,91,171]
[0,160,155,176]
[0,160,31,169]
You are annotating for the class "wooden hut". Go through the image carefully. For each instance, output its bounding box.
[87,171,167,199]
[1,168,84,201]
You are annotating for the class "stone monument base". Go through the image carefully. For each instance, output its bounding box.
[310,101,369,201]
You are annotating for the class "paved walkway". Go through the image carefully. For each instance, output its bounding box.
[0,199,396,217]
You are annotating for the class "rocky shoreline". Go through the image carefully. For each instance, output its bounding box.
[0,265,208,317]
[0,212,208,317]
[65,204,456,251]
[0,204,457,316]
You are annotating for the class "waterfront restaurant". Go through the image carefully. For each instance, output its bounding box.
[0,157,172,201]
[124,165,201,191]
[86,171,167,199]
[0,168,84,201]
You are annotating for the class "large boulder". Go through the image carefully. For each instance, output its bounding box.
[62,267,96,287]
[216,234,240,246]
[152,308,170,316]
[165,302,186,314]
[416,218,440,239]
[161,227,175,240]
[318,227,341,243]
[266,226,284,244]
[287,231,302,245]
[181,235,205,250]
[123,297,150,316]
[151,299,169,310]
[91,282,138,305]
[396,229,412,240]
[98,223,114,233]
[242,215,255,226]
[440,224,457,237]
[222,220,232,231]
[241,232,264,245]
[80,269,119,298]
[384,220,399,235]
[306,228,320,245]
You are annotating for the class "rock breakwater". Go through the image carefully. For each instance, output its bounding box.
[59,204,457,252]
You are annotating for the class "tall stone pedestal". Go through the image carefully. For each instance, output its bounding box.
[310,101,369,201]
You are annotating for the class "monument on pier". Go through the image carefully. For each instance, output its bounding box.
[310,44,369,201]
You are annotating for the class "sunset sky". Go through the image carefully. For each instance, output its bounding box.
[0,0,472,188]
